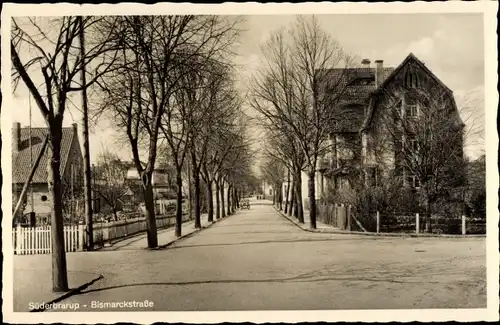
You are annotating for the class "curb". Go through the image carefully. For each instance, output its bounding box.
[30,210,240,312]
[274,207,486,239]
[157,210,238,249]
[93,217,197,252]
[31,274,104,312]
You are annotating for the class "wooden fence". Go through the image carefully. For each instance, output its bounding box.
[315,203,485,235]
[316,203,352,231]
[92,213,190,246]
[13,224,85,255]
[12,213,191,255]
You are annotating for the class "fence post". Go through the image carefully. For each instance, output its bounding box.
[16,224,22,255]
[462,215,466,235]
[376,211,380,233]
[20,224,25,254]
[79,224,85,251]
[416,213,420,234]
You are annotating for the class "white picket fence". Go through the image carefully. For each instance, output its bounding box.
[13,224,85,255]
[12,213,190,255]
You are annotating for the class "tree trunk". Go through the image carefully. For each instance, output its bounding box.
[113,206,118,221]
[142,176,158,248]
[79,17,94,252]
[190,152,202,228]
[193,171,202,228]
[207,180,214,222]
[232,186,237,211]
[279,182,283,210]
[284,177,289,214]
[175,169,183,237]
[235,187,240,208]
[215,179,221,219]
[295,171,304,223]
[293,181,299,218]
[227,183,232,215]
[48,132,69,292]
[187,160,193,221]
[221,179,226,218]
[288,178,295,217]
[425,193,432,233]
[308,171,317,229]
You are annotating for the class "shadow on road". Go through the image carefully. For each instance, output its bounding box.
[77,271,442,297]
[162,236,383,250]
[214,222,289,227]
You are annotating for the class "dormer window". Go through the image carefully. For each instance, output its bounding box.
[19,136,43,151]
[350,77,375,86]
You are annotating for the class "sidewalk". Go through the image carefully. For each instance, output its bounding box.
[12,212,226,312]
[275,206,340,233]
[275,205,486,238]
[98,213,213,251]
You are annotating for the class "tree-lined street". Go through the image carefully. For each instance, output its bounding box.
[8,10,490,320]
[14,200,486,312]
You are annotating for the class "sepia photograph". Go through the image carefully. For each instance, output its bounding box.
[1,2,498,323]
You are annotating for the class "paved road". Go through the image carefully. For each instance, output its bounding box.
[50,202,486,311]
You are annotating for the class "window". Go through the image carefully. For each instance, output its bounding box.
[337,177,348,190]
[367,167,380,187]
[406,175,420,189]
[405,98,418,118]
[408,136,419,152]
[405,70,420,88]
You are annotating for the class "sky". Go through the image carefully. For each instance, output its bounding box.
[10,13,486,164]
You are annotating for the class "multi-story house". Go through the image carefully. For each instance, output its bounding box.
[316,53,464,200]
[12,122,83,224]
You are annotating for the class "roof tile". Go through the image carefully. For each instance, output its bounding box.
[12,127,77,184]
[322,67,395,132]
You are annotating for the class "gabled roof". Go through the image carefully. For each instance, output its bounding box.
[323,67,395,102]
[360,53,460,131]
[322,66,394,133]
[12,126,79,184]
[378,53,453,95]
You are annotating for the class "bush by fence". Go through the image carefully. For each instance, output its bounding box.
[315,202,485,235]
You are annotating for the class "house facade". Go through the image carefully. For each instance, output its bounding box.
[292,53,464,208]
[120,163,178,214]
[12,122,83,224]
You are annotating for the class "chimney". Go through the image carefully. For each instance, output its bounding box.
[12,122,21,153]
[361,58,371,68]
[375,59,384,87]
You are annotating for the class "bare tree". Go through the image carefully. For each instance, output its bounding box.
[261,154,286,209]
[200,80,244,221]
[11,16,120,291]
[93,151,128,221]
[183,61,234,229]
[379,87,467,231]
[251,16,352,228]
[262,128,306,221]
[97,16,242,245]
[215,113,255,216]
